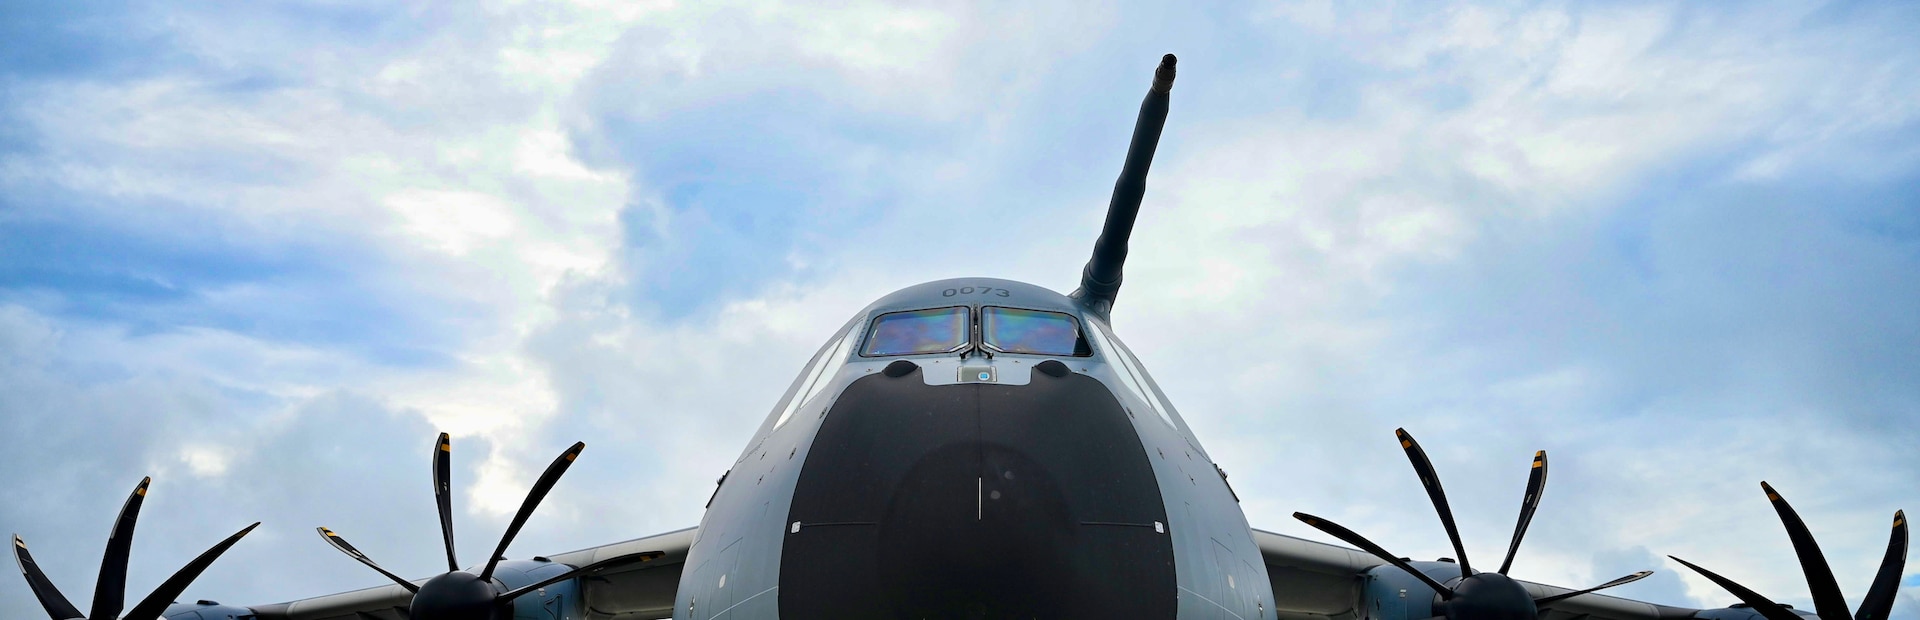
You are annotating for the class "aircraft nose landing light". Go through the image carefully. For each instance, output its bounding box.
[1293,429,1654,620]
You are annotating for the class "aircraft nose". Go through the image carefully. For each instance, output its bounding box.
[781,364,1176,618]
[871,442,1080,617]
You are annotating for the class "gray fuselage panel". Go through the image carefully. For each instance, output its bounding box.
[674,278,1273,620]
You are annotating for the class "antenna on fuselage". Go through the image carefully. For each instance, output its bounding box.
[1071,53,1176,320]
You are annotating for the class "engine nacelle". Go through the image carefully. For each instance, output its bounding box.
[1359,561,1467,620]
[161,600,258,620]
[487,558,586,620]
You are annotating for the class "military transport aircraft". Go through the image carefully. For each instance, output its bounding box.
[12,54,1908,620]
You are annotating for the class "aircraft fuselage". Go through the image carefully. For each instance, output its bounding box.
[676,278,1274,619]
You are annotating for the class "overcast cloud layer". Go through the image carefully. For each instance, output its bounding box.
[2,1,1917,617]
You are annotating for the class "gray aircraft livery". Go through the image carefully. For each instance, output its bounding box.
[11,55,1907,620]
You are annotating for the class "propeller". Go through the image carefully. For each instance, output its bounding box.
[1294,429,1653,620]
[1670,482,1906,620]
[316,433,660,620]
[11,477,259,620]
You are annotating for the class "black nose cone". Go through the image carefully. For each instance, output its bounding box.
[1445,572,1537,620]
[411,571,501,620]
[781,367,1175,618]
[871,442,1078,617]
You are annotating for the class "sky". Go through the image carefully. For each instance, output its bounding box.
[1,0,1916,618]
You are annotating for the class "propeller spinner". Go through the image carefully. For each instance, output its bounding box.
[1670,482,1906,620]
[1294,429,1653,620]
[315,433,655,620]
[11,477,258,620]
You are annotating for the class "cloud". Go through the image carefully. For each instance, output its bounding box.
[4,1,1919,619]
[0,301,428,605]
[565,2,1120,317]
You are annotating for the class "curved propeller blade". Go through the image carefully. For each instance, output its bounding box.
[13,535,84,620]
[1294,511,1454,599]
[434,432,459,573]
[315,527,419,594]
[1396,428,1473,576]
[498,551,665,604]
[1761,482,1849,620]
[89,477,150,620]
[1855,510,1907,620]
[1669,555,1803,620]
[1497,452,1547,575]
[1534,570,1653,607]
[122,522,259,620]
[478,442,585,582]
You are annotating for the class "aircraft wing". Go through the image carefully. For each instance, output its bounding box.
[248,526,696,620]
[243,525,1698,620]
[1252,529,1702,620]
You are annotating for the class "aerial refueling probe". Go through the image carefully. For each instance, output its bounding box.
[1073,53,1176,318]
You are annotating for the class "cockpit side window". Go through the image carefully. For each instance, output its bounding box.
[981,307,1091,356]
[861,307,971,357]
[774,323,860,429]
[1085,320,1178,429]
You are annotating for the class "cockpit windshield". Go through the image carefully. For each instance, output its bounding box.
[862,307,970,356]
[982,307,1088,356]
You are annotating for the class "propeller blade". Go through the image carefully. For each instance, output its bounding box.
[90,477,150,620]
[1669,555,1804,620]
[1294,512,1454,599]
[1396,428,1473,576]
[1535,570,1653,606]
[13,535,84,620]
[122,522,259,620]
[497,551,666,604]
[478,442,585,582]
[1497,452,1547,575]
[1854,510,1907,620]
[1761,482,1850,620]
[434,432,459,573]
[315,527,420,594]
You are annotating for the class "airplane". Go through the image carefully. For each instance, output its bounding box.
[11,54,1907,620]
